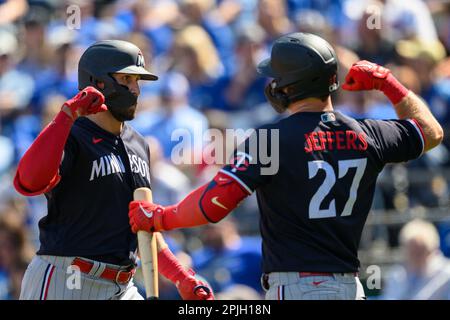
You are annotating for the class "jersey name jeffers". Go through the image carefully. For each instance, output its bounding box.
[89,153,150,181]
[304,130,368,153]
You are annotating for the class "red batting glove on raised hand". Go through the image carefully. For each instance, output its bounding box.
[128,200,166,233]
[342,60,409,104]
[177,270,215,300]
[63,86,108,119]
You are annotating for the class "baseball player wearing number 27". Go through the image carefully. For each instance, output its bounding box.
[14,40,213,300]
[129,33,444,300]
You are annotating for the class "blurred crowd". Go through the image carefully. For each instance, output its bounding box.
[0,0,450,300]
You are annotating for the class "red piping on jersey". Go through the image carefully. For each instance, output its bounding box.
[410,118,426,149]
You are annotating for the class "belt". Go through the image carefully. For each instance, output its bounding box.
[261,272,358,290]
[82,254,135,266]
[71,257,135,285]
[299,272,358,277]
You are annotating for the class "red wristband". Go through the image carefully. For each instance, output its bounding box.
[380,73,409,105]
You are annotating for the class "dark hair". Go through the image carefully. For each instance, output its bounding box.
[283,85,330,103]
[283,81,331,103]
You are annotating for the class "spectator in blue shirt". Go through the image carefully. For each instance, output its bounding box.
[0,29,34,135]
[171,25,225,110]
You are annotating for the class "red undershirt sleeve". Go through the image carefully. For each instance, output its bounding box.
[14,111,74,196]
[161,171,252,231]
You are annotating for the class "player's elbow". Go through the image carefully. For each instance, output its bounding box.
[425,123,444,152]
[431,123,444,147]
[13,171,36,196]
[13,166,59,196]
[434,125,444,145]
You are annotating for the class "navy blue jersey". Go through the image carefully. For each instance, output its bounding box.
[37,117,151,265]
[222,111,424,273]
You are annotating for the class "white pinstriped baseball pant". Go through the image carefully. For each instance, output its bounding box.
[263,272,366,300]
[19,255,143,300]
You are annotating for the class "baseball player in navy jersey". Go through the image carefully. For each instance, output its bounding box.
[14,40,213,300]
[128,33,444,300]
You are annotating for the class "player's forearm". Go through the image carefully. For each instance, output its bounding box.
[393,91,444,152]
[161,172,250,231]
[130,172,251,232]
[344,61,443,150]
[157,245,191,284]
[161,184,212,230]
[155,232,188,282]
[156,236,214,300]
[14,110,74,195]
[376,68,444,152]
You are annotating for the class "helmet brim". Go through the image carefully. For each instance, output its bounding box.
[112,65,158,81]
[256,58,276,78]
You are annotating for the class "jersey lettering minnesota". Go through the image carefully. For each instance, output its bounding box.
[37,117,151,265]
[89,153,149,181]
[222,111,424,273]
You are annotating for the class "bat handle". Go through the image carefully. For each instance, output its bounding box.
[134,187,159,299]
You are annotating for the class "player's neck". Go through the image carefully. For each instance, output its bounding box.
[86,111,123,136]
[288,97,334,114]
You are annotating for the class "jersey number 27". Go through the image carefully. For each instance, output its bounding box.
[308,158,367,219]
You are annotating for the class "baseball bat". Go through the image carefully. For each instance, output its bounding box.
[133,187,159,300]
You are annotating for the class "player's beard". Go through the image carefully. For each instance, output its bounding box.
[108,103,137,122]
[104,82,139,122]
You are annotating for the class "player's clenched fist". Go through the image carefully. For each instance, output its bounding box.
[128,200,166,233]
[342,60,409,104]
[63,86,108,119]
[342,60,391,91]
[177,271,215,300]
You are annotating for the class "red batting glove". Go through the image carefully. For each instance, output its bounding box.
[63,86,108,119]
[128,200,166,233]
[158,247,214,300]
[342,60,409,104]
[177,270,215,301]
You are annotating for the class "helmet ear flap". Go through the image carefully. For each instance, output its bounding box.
[89,76,102,91]
[264,80,289,113]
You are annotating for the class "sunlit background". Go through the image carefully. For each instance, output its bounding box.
[0,0,450,300]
